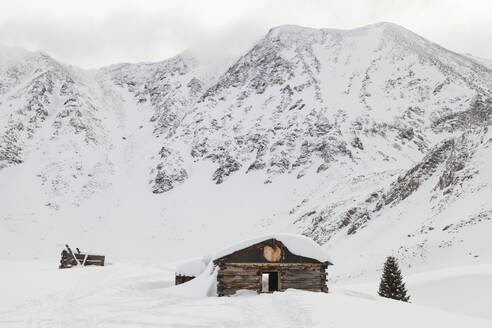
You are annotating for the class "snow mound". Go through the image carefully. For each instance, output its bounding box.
[175,256,210,277]
[171,261,219,297]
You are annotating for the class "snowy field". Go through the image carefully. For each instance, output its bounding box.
[1,261,491,327]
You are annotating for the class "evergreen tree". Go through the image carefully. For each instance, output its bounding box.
[378,256,410,302]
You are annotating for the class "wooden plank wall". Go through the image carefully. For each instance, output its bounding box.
[74,254,105,266]
[216,262,328,296]
[217,263,261,296]
[281,264,328,292]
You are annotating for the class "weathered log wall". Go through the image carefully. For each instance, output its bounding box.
[175,274,195,285]
[281,264,328,292]
[74,254,105,266]
[216,262,328,296]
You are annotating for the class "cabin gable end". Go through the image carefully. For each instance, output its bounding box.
[214,238,322,265]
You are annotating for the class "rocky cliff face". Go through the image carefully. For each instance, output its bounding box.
[0,48,115,207]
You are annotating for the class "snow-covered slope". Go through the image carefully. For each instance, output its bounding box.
[0,23,491,290]
[465,53,492,70]
[1,261,492,327]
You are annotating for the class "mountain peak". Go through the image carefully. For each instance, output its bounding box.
[366,21,406,29]
[266,21,409,37]
[260,22,427,53]
[267,24,319,36]
[0,44,37,65]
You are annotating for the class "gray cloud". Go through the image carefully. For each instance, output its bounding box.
[0,0,490,68]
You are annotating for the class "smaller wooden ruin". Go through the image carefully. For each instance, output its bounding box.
[59,244,105,269]
[175,274,195,285]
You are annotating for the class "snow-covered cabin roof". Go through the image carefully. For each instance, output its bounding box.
[175,233,332,277]
[175,257,210,277]
[212,233,333,264]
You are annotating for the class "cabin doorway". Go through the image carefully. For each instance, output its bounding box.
[261,272,279,292]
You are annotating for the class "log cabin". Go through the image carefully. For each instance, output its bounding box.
[174,234,333,297]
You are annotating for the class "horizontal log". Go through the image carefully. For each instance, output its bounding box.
[221,277,327,285]
[83,261,104,266]
[220,277,260,284]
[218,284,259,290]
[219,270,259,276]
[223,268,321,273]
[219,267,324,275]
[281,285,322,290]
[224,263,323,268]
[281,282,322,287]
[74,254,105,260]
[281,274,326,280]
[224,262,323,266]
[282,277,325,282]
[60,259,104,266]
[282,279,323,284]
[282,272,325,278]
[219,283,260,290]
[282,278,323,284]
[282,287,323,292]
[219,279,259,285]
[282,287,322,292]
[219,279,260,285]
[282,267,324,272]
[220,281,260,287]
[282,283,322,289]
[219,271,324,278]
[220,274,324,281]
[283,266,324,271]
[219,267,326,276]
[218,272,259,278]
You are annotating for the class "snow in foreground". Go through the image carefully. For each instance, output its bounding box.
[1,261,491,328]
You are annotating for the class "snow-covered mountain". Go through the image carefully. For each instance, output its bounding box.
[152,23,491,192]
[1,23,491,282]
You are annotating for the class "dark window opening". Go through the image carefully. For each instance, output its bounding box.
[261,272,279,292]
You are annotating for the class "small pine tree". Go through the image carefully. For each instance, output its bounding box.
[378,256,410,302]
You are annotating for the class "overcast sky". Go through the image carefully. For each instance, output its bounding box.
[0,0,491,68]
